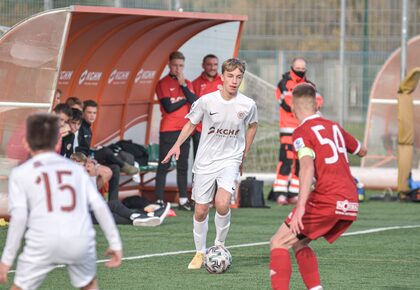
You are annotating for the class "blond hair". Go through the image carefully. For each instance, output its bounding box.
[221,58,246,74]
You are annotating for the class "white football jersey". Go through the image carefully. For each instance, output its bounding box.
[186,90,258,174]
[7,153,103,257]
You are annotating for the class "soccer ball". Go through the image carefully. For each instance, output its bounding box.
[204,245,232,274]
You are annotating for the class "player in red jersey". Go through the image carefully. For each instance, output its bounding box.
[155,51,197,210]
[191,54,223,157]
[269,83,367,290]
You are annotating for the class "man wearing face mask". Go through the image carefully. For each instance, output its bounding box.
[271,58,324,205]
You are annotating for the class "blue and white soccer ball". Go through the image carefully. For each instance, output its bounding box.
[204,245,232,274]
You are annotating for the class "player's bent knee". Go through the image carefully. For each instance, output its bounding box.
[270,224,299,250]
[214,190,231,214]
[194,204,209,221]
[292,237,311,252]
[270,235,292,250]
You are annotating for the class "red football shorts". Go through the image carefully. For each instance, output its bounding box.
[285,207,354,244]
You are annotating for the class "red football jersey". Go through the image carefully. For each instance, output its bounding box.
[192,73,223,97]
[292,114,361,220]
[192,73,223,133]
[156,74,193,132]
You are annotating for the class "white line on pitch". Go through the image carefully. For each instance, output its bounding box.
[7,224,420,273]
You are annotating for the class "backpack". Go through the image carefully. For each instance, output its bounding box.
[114,140,149,166]
[239,177,267,208]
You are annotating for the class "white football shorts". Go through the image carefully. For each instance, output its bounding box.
[192,165,240,204]
[14,236,97,289]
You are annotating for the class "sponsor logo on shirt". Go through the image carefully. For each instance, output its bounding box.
[294,137,305,150]
[170,96,186,103]
[207,127,240,138]
[336,200,358,216]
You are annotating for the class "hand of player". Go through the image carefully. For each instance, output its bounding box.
[104,248,122,268]
[162,146,180,163]
[176,72,186,86]
[0,262,10,284]
[60,123,71,137]
[289,205,305,236]
[85,160,98,177]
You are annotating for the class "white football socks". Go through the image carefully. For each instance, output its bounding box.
[214,210,231,246]
[193,215,209,254]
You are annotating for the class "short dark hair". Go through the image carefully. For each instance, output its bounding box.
[65,96,83,109]
[83,99,97,112]
[169,51,185,61]
[202,54,218,63]
[71,108,83,122]
[53,103,72,118]
[221,58,246,74]
[26,113,59,151]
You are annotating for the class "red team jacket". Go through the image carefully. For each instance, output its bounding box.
[192,73,223,132]
[156,74,194,132]
[293,115,361,220]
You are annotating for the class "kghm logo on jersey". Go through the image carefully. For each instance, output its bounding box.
[207,127,240,138]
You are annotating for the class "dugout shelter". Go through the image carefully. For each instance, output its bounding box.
[362,35,420,191]
[0,6,247,195]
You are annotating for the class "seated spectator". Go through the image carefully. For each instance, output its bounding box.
[65,96,84,111]
[53,103,72,138]
[62,98,138,203]
[70,152,170,227]
[61,108,83,158]
[79,99,138,175]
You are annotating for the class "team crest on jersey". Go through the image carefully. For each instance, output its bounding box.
[294,137,305,150]
[237,111,246,119]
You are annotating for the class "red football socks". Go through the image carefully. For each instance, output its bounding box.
[295,247,321,289]
[270,248,292,290]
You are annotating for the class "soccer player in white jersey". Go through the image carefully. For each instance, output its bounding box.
[162,58,258,269]
[0,113,122,290]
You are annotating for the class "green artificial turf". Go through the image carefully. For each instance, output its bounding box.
[0,194,419,289]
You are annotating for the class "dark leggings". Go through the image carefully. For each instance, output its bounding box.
[95,147,125,168]
[91,200,133,225]
[154,131,190,200]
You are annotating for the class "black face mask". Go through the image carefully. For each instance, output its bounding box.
[291,67,306,78]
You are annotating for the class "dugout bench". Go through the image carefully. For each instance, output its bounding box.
[118,144,192,203]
